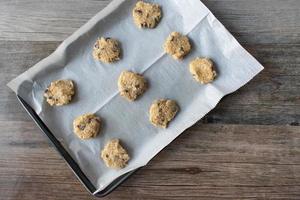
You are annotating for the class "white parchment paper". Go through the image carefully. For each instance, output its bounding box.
[8,0,264,193]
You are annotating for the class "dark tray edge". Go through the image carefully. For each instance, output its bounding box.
[17,95,138,197]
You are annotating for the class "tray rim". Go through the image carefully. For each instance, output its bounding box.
[17,95,138,197]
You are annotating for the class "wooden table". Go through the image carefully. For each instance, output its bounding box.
[0,0,299,199]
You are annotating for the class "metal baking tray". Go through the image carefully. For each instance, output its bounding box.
[17,95,138,197]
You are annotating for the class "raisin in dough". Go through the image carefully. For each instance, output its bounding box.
[93,37,121,63]
[101,139,130,169]
[189,58,217,84]
[149,99,179,128]
[132,1,162,28]
[73,114,101,140]
[118,71,148,101]
[44,79,75,106]
[164,32,191,60]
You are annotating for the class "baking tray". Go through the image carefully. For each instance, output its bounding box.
[9,0,265,196]
[17,95,138,197]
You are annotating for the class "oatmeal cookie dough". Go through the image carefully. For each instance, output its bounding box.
[132,1,162,28]
[73,114,101,140]
[101,139,130,169]
[149,99,179,128]
[118,71,148,101]
[44,79,75,106]
[164,32,191,60]
[189,58,217,84]
[93,37,121,63]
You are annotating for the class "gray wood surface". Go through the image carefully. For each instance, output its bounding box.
[0,0,299,199]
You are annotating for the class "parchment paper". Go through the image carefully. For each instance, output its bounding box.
[7,0,264,193]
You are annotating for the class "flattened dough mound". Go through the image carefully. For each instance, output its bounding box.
[73,114,101,140]
[118,71,148,101]
[44,79,75,106]
[164,32,191,60]
[149,99,179,128]
[101,139,130,169]
[189,58,217,84]
[132,1,162,28]
[93,37,121,63]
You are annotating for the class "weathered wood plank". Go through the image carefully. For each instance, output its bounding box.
[202,0,300,45]
[0,122,299,199]
[0,0,299,44]
[0,0,111,41]
[2,41,299,125]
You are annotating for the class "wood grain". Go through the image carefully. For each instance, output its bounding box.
[0,122,299,200]
[0,0,299,199]
[0,0,299,43]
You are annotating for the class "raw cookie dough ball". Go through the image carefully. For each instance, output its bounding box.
[118,71,148,101]
[73,114,101,140]
[93,37,121,63]
[149,99,179,128]
[132,1,162,28]
[101,139,130,169]
[44,79,75,106]
[164,32,191,60]
[189,58,217,84]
